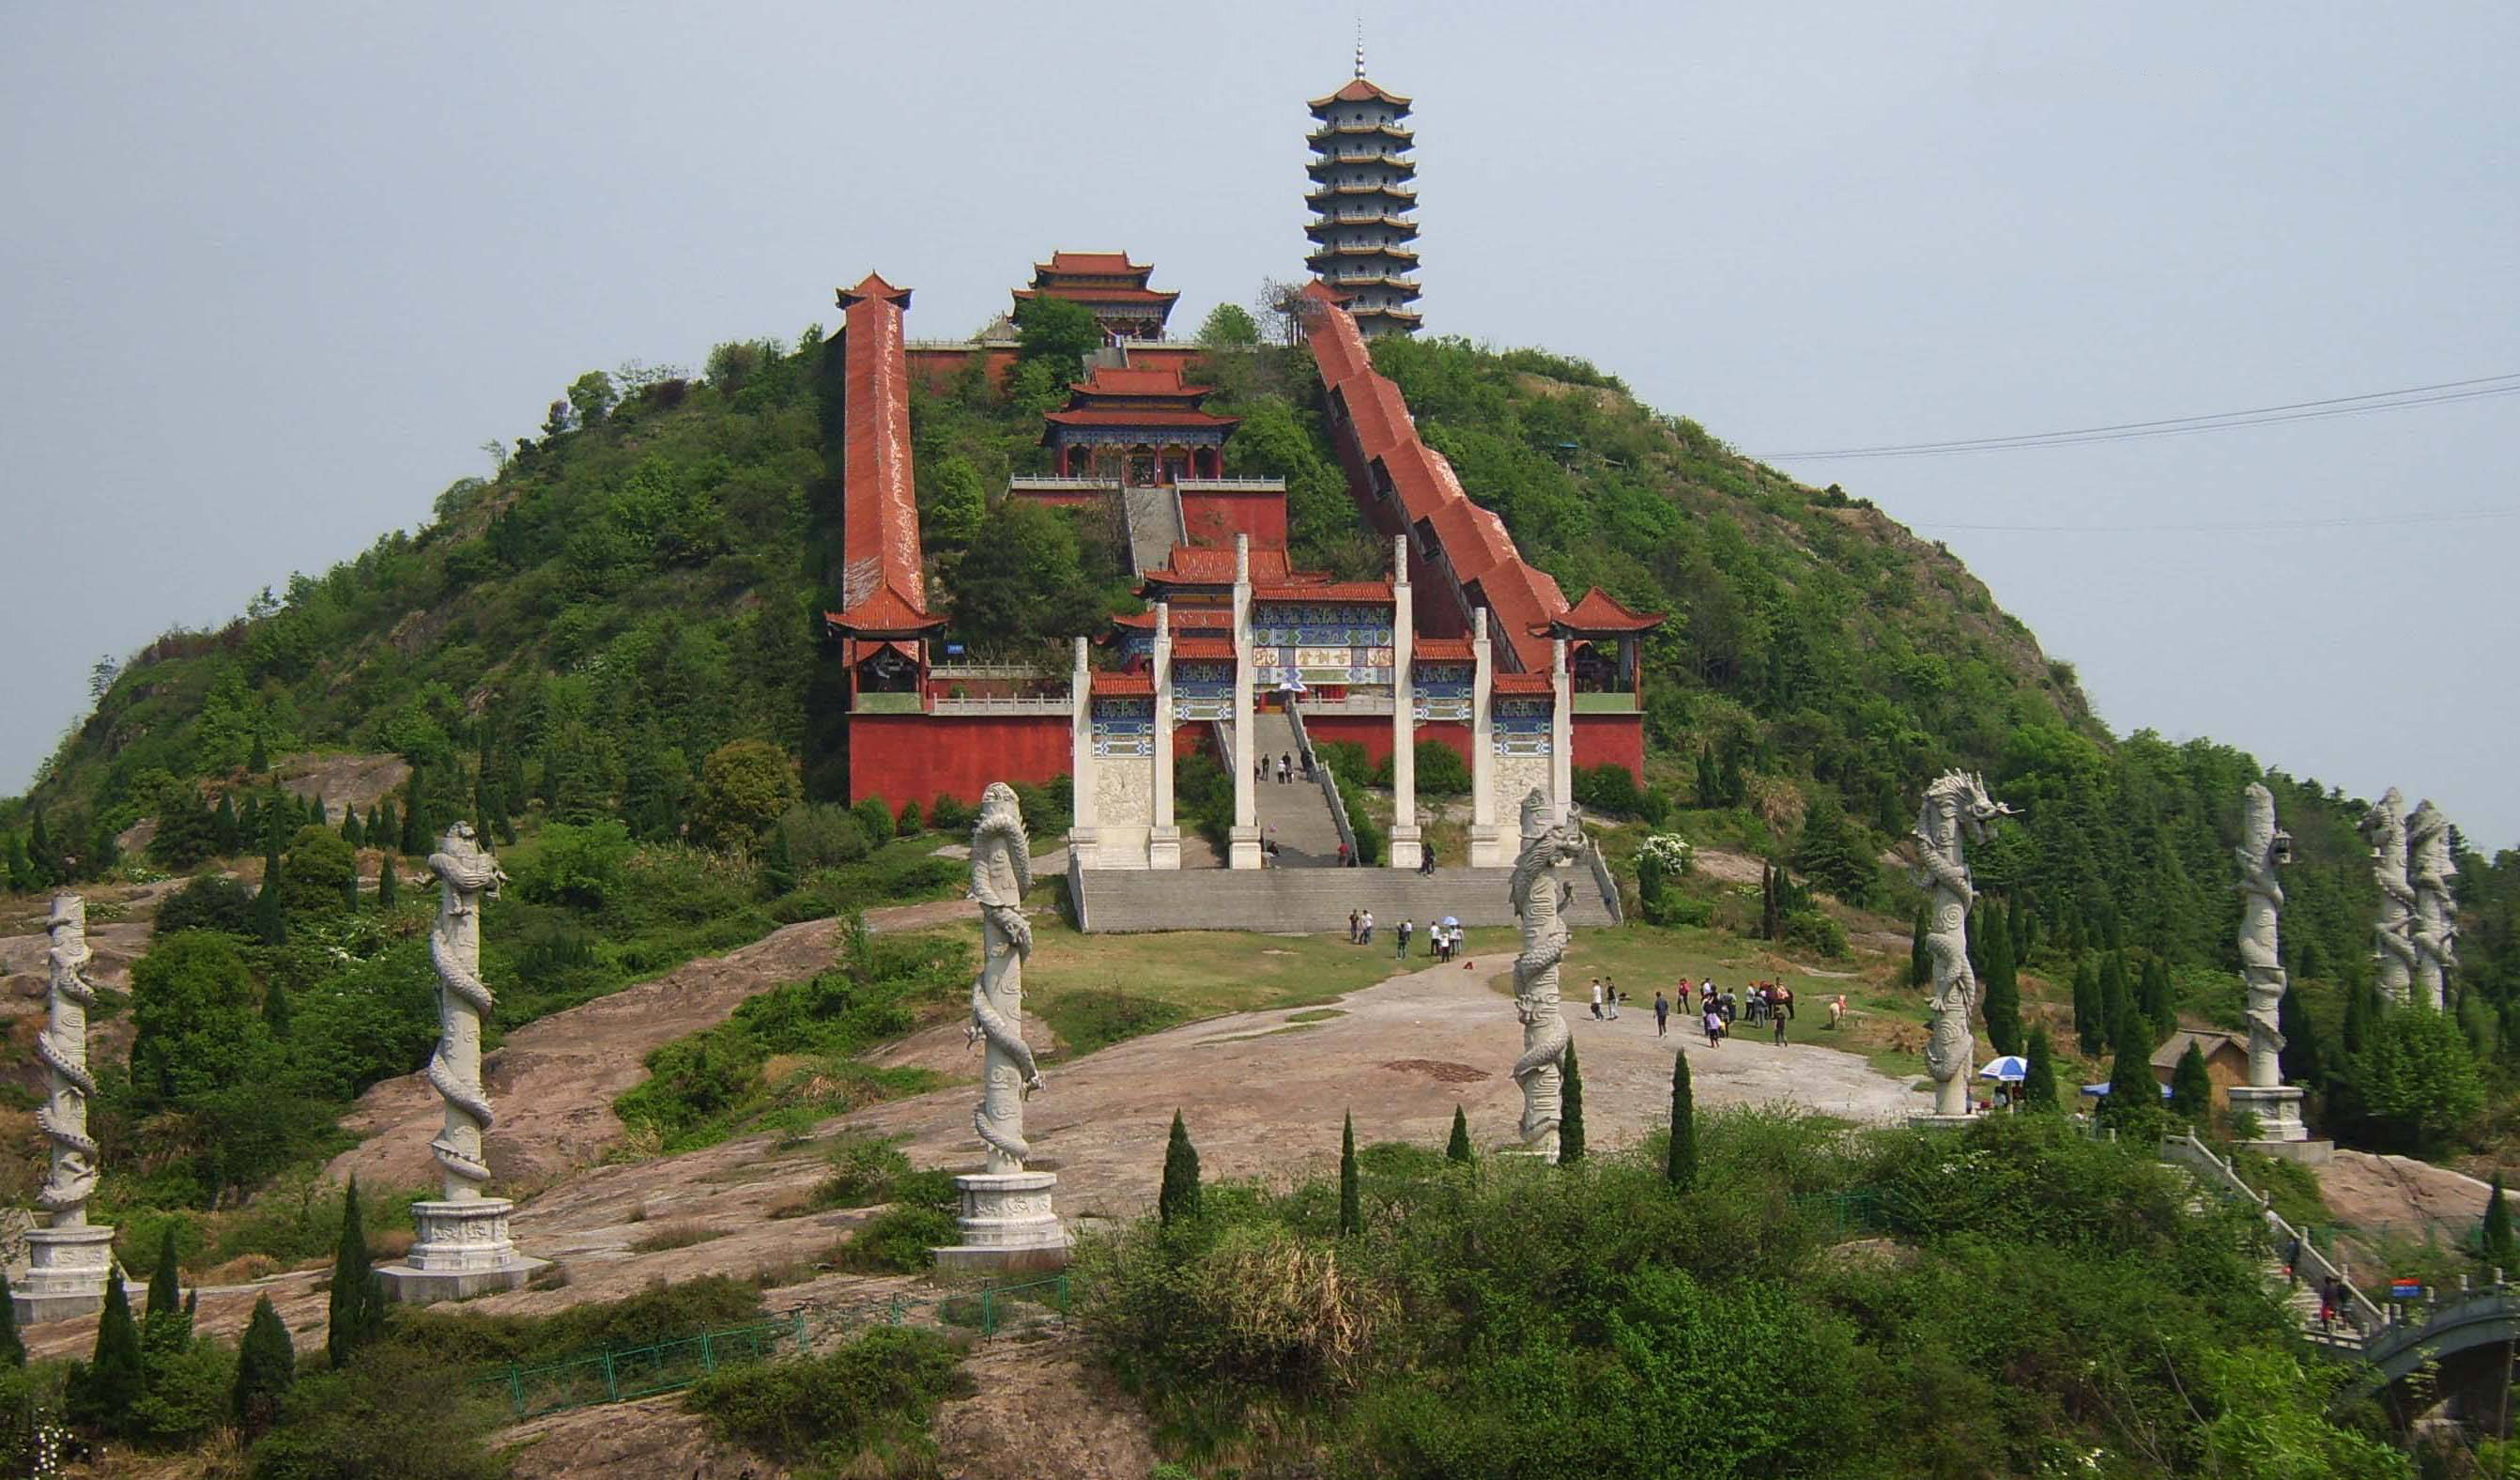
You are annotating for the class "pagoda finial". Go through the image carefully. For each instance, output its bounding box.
[1354,17,1366,78]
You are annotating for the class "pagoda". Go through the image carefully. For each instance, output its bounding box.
[825,272,945,704]
[1306,45,1421,337]
[1013,252,1180,343]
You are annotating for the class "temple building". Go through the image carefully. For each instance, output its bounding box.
[1014,252,1181,343]
[824,248,1656,899]
[1306,50,1421,337]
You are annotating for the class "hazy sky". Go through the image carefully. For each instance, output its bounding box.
[5,3,2513,844]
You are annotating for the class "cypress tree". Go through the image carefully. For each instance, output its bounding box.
[1338,1111,1360,1236]
[762,825,797,898]
[6,833,36,893]
[2484,1176,2514,1271]
[252,828,287,946]
[2102,1013,2158,1133]
[69,1272,143,1432]
[400,767,429,856]
[2343,978,2376,1056]
[248,732,269,774]
[1666,1050,1698,1187]
[1158,1112,1201,1227]
[0,1271,22,1366]
[213,794,241,855]
[342,866,360,914]
[1909,906,1931,987]
[232,1293,296,1440]
[2011,892,2036,963]
[1445,1105,1472,1164]
[327,1178,384,1369]
[2142,956,2178,1038]
[377,857,399,911]
[1696,748,1720,809]
[144,1226,188,1353]
[264,980,292,1040]
[1559,1040,1587,1164]
[2277,981,2323,1088]
[341,806,364,849]
[365,802,385,842]
[2072,958,2104,1056]
[25,814,55,887]
[2171,1041,2212,1120]
[494,809,517,846]
[2023,1026,2061,1113]
[2099,952,2131,1038]
[1982,911,2021,1056]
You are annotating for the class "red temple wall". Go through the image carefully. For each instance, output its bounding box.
[1177,487,1288,551]
[1572,713,1645,783]
[849,713,1069,807]
[904,347,1017,395]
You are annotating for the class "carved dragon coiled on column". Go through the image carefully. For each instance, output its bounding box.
[1909,771,2013,1117]
[423,824,505,1195]
[2235,782,2291,1087]
[2406,799,2459,1011]
[36,895,100,1218]
[966,782,1041,1173]
[1508,789,1586,1159]
[2359,788,2417,1005]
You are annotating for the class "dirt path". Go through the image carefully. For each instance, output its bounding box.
[837,954,1929,1221]
[325,897,980,1194]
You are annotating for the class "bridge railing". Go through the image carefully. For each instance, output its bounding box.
[1284,701,1358,864]
[2161,1132,2388,1333]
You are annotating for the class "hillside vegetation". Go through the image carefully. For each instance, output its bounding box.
[4,301,2517,1170]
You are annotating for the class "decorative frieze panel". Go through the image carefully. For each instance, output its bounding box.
[1091,698,1154,757]
[1494,698,1553,757]
[1414,662,1471,721]
[1173,659,1233,722]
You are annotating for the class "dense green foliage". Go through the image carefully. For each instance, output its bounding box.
[1666,1048,1697,1186]
[233,1295,296,1441]
[327,1178,385,1371]
[1078,1111,2403,1478]
[1160,1111,1201,1226]
[685,1326,966,1471]
[1560,1039,1587,1164]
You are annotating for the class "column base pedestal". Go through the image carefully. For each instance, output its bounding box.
[932,1171,1068,1274]
[1467,825,1505,868]
[1146,826,1180,871]
[12,1224,115,1325]
[2226,1084,2309,1140]
[1906,1113,1980,1132]
[1228,826,1262,871]
[376,1198,547,1305]
[1066,827,1099,870]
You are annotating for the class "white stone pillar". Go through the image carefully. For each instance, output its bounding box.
[1468,609,1502,866]
[1067,637,1099,869]
[1549,637,1574,826]
[1228,535,1262,868]
[1387,534,1419,871]
[1148,605,1180,870]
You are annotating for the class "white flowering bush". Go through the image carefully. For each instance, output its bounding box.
[1636,833,1694,877]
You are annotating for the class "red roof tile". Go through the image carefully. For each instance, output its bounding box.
[1170,639,1238,661]
[1252,581,1393,603]
[1035,251,1152,281]
[1110,607,1233,630]
[1012,285,1177,305]
[1089,672,1155,697]
[1412,637,1474,661]
[1490,672,1555,695]
[832,271,935,634]
[1140,547,1291,586]
[1308,77,1412,111]
[1553,587,1667,633]
[1044,407,1239,429]
[1071,365,1211,398]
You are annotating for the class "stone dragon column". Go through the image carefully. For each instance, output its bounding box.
[1507,790,1586,1161]
[13,895,115,1323]
[1908,772,2014,1124]
[938,783,1068,1271]
[2359,789,2417,1006]
[2406,799,2459,1012]
[2227,783,2310,1143]
[378,823,545,1303]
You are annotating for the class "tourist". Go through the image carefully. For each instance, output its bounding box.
[1590,979,1605,1020]
[1348,908,1360,944]
[1360,910,1374,945]
[1300,751,1314,780]
[1336,841,1351,867]
[1420,839,1436,875]
[1720,990,1736,1025]
[1828,994,1847,1029]
[1703,1004,1724,1047]
[1778,982,1795,1021]
[1605,978,1620,1020]
[1653,990,1669,1037]
[1396,918,1414,959]
[1254,754,1267,785]
[2283,1234,2303,1287]
[1773,1006,1788,1045]
[1281,751,1294,783]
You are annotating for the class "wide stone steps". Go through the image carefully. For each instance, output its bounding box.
[1120,486,1184,577]
[1071,865,1618,934]
[1250,712,1347,866]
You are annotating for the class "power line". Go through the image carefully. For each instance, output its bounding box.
[1913,508,2518,534]
[1758,374,2520,461]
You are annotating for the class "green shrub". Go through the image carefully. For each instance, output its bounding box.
[154,873,256,938]
[685,1327,966,1469]
[1040,989,1192,1056]
[836,1206,959,1273]
[772,802,868,869]
[853,795,895,845]
[1781,909,1849,959]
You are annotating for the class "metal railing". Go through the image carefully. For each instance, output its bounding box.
[932,696,1070,715]
[1173,477,1290,490]
[2159,1132,2386,1334]
[931,663,1062,680]
[1006,476,1120,493]
[1585,833,1626,925]
[1285,701,1359,863]
[484,1310,809,1420]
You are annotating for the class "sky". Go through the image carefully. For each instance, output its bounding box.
[3,2,2513,845]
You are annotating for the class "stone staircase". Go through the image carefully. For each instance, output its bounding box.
[1250,712,1346,866]
[1120,485,1184,577]
[1070,865,1618,934]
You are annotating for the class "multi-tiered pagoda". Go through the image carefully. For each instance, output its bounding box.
[1306,50,1421,337]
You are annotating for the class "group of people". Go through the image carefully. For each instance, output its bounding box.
[1256,749,1312,787]
[1346,910,1464,961]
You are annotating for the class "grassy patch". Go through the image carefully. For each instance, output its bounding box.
[685,1326,969,1472]
[1284,1008,1347,1024]
[629,1219,726,1253]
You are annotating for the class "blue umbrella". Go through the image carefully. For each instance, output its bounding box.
[1978,1056,2029,1082]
